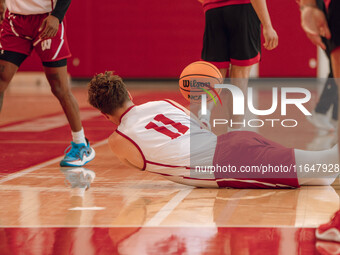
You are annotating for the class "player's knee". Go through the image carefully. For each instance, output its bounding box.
[50,85,71,100]
[231,65,252,78]
[0,76,10,92]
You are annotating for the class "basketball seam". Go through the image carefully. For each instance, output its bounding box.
[180,88,213,92]
[179,74,221,83]
[199,62,223,79]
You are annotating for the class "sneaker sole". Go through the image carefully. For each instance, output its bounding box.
[316,228,340,242]
[60,148,96,167]
[316,241,340,255]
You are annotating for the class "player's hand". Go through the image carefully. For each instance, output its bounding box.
[39,15,59,39]
[301,6,331,50]
[263,26,278,50]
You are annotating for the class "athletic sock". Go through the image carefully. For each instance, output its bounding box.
[72,128,87,145]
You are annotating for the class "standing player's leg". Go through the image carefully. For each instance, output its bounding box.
[0,60,19,112]
[310,71,337,131]
[199,7,230,131]
[43,63,82,133]
[34,19,95,167]
[229,65,253,128]
[310,0,340,243]
[315,30,340,246]
[0,50,29,111]
[227,4,261,129]
[308,13,337,132]
[315,49,340,244]
[0,11,31,113]
[42,61,95,166]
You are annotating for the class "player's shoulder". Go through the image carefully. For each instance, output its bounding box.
[108,132,124,152]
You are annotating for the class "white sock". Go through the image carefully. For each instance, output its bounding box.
[72,128,87,145]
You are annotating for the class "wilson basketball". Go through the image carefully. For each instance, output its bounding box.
[179,61,223,103]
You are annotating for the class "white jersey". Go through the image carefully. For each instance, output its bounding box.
[117,100,218,187]
[6,0,57,15]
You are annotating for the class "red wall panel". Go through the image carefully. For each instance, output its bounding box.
[18,0,317,78]
[66,0,205,78]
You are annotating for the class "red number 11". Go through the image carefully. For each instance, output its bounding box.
[145,114,189,139]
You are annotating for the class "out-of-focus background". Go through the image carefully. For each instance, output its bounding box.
[18,0,328,79]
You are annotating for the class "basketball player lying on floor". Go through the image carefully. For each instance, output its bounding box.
[88,71,339,189]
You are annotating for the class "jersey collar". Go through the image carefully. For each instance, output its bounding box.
[119,105,136,123]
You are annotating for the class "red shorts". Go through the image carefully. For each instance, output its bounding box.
[213,131,300,188]
[0,10,71,62]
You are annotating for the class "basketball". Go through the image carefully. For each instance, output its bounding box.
[179,61,223,103]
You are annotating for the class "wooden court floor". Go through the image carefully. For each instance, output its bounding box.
[0,74,339,254]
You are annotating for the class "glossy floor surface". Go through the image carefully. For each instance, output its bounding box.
[0,74,339,254]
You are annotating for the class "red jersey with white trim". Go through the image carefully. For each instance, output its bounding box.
[6,0,56,15]
[202,0,251,12]
[116,100,217,186]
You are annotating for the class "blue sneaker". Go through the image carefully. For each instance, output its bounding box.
[60,138,95,167]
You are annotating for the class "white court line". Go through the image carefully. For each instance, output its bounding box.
[69,207,106,211]
[0,139,108,184]
[145,189,192,226]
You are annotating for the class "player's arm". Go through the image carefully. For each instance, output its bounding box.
[299,0,331,50]
[39,0,71,39]
[108,133,145,170]
[51,0,71,23]
[165,99,210,131]
[250,0,278,50]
